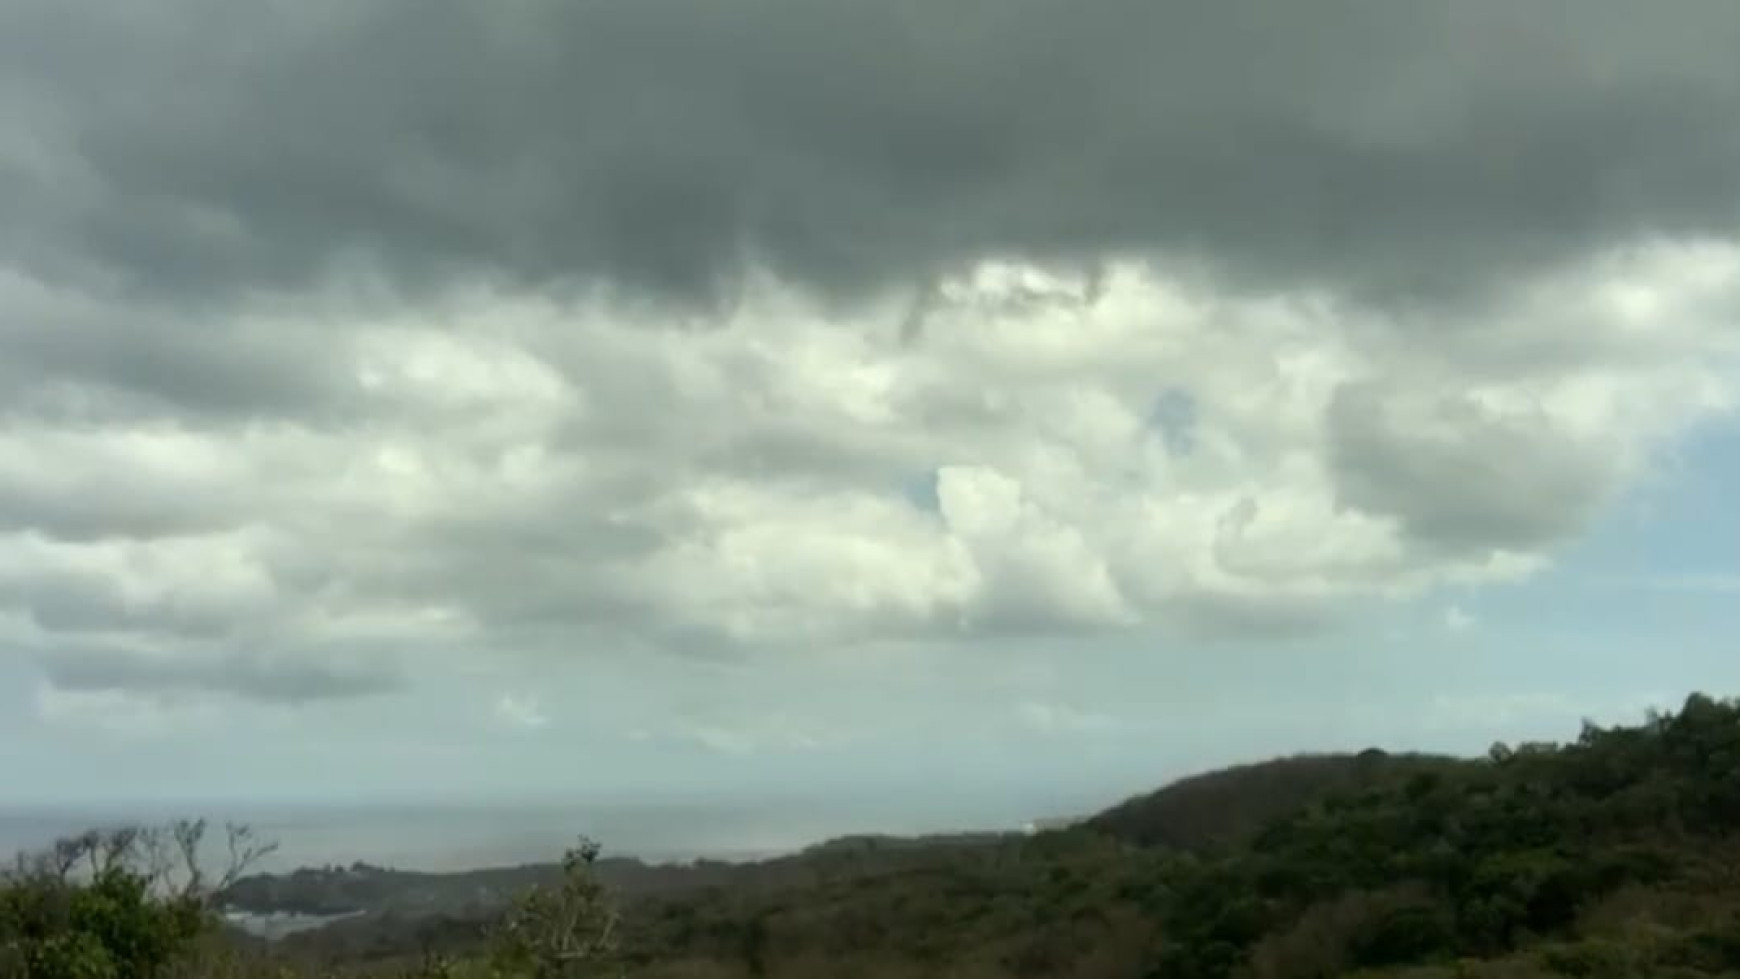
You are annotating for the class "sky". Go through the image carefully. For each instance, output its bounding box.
[3,1,1740,833]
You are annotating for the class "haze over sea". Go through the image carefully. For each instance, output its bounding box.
[0,796,1046,875]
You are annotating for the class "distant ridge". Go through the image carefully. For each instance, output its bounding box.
[1084,750,1455,849]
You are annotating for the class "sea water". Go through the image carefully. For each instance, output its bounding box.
[0,800,881,875]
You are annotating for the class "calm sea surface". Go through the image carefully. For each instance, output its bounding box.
[0,801,860,874]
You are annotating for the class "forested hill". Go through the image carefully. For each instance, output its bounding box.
[217,831,1019,919]
[221,755,1443,923]
[8,692,1740,977]
[1084,750,1458,850]
[609,693,1740,978]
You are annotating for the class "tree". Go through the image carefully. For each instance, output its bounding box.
[0,821,277,978]
[492,837,622,978]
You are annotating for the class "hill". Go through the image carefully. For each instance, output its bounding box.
[217,830,1021,922]
[9,692,1740,978]
[219,756,1434,927]
[1084,750,1457,850]
[615,693,1740,977]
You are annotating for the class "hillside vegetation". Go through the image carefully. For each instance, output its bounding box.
[6,693,1740,978]
[1084,750,1456,850]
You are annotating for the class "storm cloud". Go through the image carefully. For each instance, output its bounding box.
[2,1,1740,707]
[3,0,1740,306]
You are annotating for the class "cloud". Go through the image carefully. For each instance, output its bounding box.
[1328,383,1616,551]
[32,683,208,737]
[0,249,1736,701]
[1442,606,1478,634]
[1015,701,1122,736]
[494,693,550,731]
[634,715,832,756]
[32,641,400,704]
[5,2,1740,308]
[3,4,1740,704]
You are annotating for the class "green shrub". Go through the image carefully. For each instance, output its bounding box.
[490,838,620,978]
[1350,904,1456,969]
[0,868,204,978]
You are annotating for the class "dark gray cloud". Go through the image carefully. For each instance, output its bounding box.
[0,468,235,543]
[3,0,1739,308]
[4,0,1740,710]
[32,641,399,703]
[0,318,352,425]
[0,271,369,426]
[1326,381,1613,550]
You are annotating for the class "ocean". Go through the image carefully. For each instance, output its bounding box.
[0,801,856,875]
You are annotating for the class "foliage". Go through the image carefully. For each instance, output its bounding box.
[489,839,622,979]
[1086,751,1455,851]
[2,849,204,978]
[609,692,1740,978]
[1147,692,1740,977]
[7,692,1740,979]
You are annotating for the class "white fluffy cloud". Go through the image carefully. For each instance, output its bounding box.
[3,241,1738,702]
[494,693,550,731]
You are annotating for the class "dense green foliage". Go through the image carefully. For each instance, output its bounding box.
[1084,751,1454,850]
[0,865,204,978]
[7,692,1740,978]
[1148,693,1740,976]
[617,693,1740,977]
